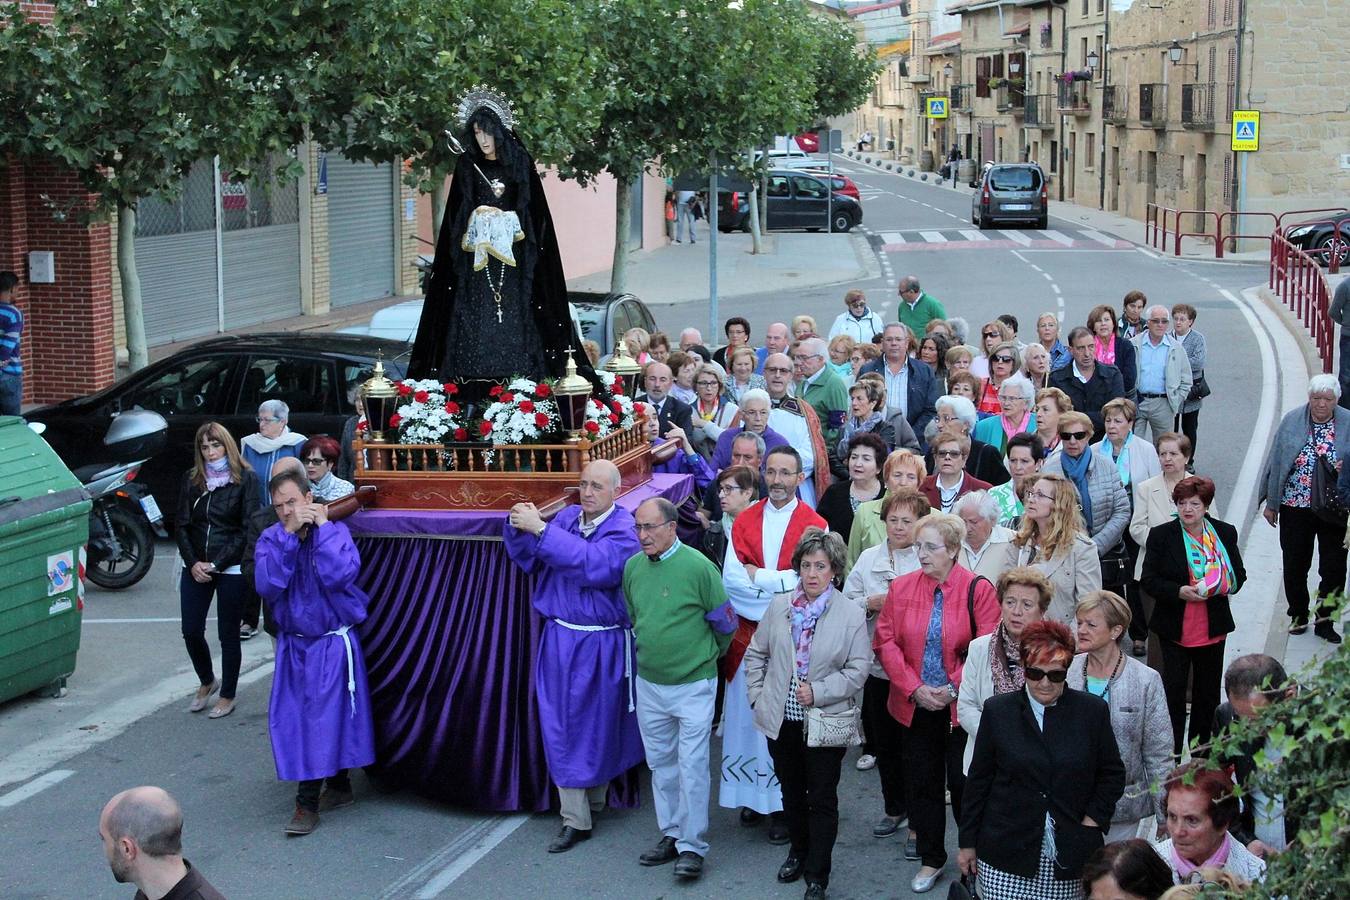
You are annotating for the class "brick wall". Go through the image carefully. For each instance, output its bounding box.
[0,156,116,405]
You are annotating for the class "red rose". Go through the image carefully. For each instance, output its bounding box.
[519,400,535,413]
[633,402,646,416]
[397,383,413,397]
[479,421,494,436]
[611,401,622,413]
[443,382,458,395]
[388,413,403,428]
[583,421,600,434]
[608,413,619,424]
[612,382,624,395]
[414,389,430,403]
[535,383,552,398]
[453,427,468,441]
[488,385,503,398]
[534,412,550,428]
[445,401,460,414]
[501,392,515,403]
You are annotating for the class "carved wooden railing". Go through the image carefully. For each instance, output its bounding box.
[352,423,652,511]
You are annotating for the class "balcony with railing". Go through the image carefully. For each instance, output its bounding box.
[1102,85,1125,124]
[1181,83,1215,129]
[1056,80,1091,116]
[1139,83,1168,129]
[1039,25,1053,49]
[995,83,1026,115]
[1024,94,1056,129]
[951,84,973,111]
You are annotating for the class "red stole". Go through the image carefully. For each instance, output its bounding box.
[722,500,827,680]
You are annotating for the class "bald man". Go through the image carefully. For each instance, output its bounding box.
[100,786,224,899]
[503,461,646,853]
[755,322,791,374]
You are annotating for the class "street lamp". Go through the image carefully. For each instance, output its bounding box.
[1009,59,1022,75]
[1086,49,1099,74]
[943,62,953,81]
[1167,39,1199,76]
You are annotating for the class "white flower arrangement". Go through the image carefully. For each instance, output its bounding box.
[388,379,470,445]
[479,376,561,445]
[584,371,641,439]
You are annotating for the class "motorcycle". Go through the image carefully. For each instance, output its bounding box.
[33,410,169,590]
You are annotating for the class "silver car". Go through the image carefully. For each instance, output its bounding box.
[972,163,1048,230]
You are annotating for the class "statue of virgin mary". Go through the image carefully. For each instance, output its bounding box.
[409,87,590,391]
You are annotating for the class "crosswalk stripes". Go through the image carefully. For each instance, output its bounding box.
[958,229,989,242]
[873,226,1134,252]
[1079,228,1117,246]
[1041,230,1076,246]
[919,231,948,243]
[879,231,906,244]
[1002,230,1033,246]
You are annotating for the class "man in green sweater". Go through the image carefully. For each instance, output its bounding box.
[623,497,734,882]
[896,275,947,337]
[792,336,849,445]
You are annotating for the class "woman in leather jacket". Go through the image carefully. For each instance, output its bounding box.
[176,422,260,719]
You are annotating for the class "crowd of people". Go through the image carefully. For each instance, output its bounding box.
[121,280,1333,899]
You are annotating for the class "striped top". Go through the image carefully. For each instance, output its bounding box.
[0,302,22,375]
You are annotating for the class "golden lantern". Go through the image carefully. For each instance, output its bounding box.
[554,348,594,442]
[357,353,401,443]
[604,340,642,398]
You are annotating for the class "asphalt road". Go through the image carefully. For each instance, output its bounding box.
[0,164,1277,900]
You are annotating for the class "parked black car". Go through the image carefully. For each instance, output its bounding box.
[25,333,409,524]
[568,291,658,353]
[1286,211,1350,267]
[719,171,862,233]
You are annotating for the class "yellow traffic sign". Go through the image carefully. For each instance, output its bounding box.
[926,96,949,119]
[1231,110,1259,152]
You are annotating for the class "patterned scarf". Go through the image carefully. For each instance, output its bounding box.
[989,622,1025,695]
[1094,334,1116,366]
[790,586,831,678]
[841,411,886,448]
[204,456,232,491]
[1182,519,1235,598]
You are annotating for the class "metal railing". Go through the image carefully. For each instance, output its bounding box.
[1139,83,1167,128]
[1039,27,1053,49]
[1102,85,1125,123]
[1270,232,1336,373]
[1056,81,1091,114]
[1024,94,1056,128]
[1146,203,1348,268]
[951,84,973,110]
[1181,83,1215,128]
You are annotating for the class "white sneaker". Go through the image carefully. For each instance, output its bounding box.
[855,753,876,771]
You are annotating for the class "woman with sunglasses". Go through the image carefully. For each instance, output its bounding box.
[1034,387,1072,456]
[300,436,355,503]
[1141,476,1246,758]
[976,342,1021,419]
[1044,412,1131,590]
[875,513,1001,894]
[1088,305,1138,398]
[958,620,1125,900]
[1013,473,1103,626]
[970,320,1013,380]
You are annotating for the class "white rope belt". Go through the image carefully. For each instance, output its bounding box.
[550,618,635,713]
[290,624,357,717]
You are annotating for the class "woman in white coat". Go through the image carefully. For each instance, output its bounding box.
[957,566,1051,773]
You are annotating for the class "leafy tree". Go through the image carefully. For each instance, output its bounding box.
[1198,638,1350,898]
[0,0,366,370]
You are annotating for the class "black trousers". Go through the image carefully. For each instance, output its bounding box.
[901,705,967,869]
[767,720,846,887]
[297,769,351,812]
[1278,505,1348,622]
[1159,638,1225,757]
[180,571,245,699]
[861,675,907,819]
[1177,409,1200,463]
[1123,532,1148,642]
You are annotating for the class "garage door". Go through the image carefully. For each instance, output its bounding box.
[136,160,220,345]
[326,153,396,308]
[222,155,301,328]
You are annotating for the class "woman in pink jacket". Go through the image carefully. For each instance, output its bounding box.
[875,513,1000,895]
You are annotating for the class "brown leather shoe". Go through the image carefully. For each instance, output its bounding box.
[285,806,319,836]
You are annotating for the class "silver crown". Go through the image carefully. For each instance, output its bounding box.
[455,85,517,131]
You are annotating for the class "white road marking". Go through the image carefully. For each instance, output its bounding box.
[375,814,530,899]
[958,230,989,242]
[85,617,211,624]
[1040,230,1076,246]
[919,231,947,243]
[1051,284,1062,295]
[1041,272,1054,282]
[1001,230,1033,246]
[0,770,74,808]
[1079,228,1117,246]
[879,232,906,244]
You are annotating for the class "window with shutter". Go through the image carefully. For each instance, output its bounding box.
[1208,47,1216,83]
[1207,0,1216,28]
[1223,0,1234,24]
[977,56,991,97]
[1222,154,1232,203]
[993,55,1004,78]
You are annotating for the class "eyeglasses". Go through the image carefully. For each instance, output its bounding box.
[1026,488,1055,501]
[764,365,793,374]
[791,354,821,362]
[1148,317,1170,323]
[717,484,747,495]
[1060,430,1089,441]
[915,541,946,555]
[997,394,1023,403]
[695,380,720,387]
[983,331,1001,340]
[634,521,675,533]
[1024,666,1068,683]
[303,457,328,465]
[847,298,866,306]
[257,416,281,424]
[992,355,1014,364]
[936,449,963,458]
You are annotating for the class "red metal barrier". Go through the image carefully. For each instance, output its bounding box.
[1269,231,1335,373]
[1173,210,1220,257]
[1216,210,1278,259]
[1274,207,1348,232]
[1145,203,1176,253]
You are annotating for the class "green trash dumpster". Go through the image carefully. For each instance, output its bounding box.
[0,415,91,704]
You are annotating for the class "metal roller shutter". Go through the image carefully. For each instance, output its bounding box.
[221,156,301,329]
[136,160,220,345]
[326,153,396,308]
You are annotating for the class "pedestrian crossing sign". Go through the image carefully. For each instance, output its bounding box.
[1231,110,1260,152]
[926,97,948,119]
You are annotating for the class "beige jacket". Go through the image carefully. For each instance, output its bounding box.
[842,541,920,679]
[744,590,871,741]
[1016,533,1102,626]
[1129,474,1177,580]
[961,525,1018,584]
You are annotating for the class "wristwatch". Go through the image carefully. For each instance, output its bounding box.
[945,684,958,701]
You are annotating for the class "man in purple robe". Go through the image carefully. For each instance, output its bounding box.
[503,459,646,854]
[255,468,375,837]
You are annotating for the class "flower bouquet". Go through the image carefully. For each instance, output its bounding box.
[388,379,470,444]
[583,371,644,439]
[480,377,561,445]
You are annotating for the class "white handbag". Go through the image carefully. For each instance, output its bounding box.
[804,705,861,748]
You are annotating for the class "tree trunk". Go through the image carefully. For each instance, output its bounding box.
[611,176,630,294]
[117,202,149,372]
[748,186,763,254]
[429,174,448,243]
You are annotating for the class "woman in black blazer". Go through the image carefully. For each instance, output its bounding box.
[1141,476,1246,757]
[958,620,1125,900]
